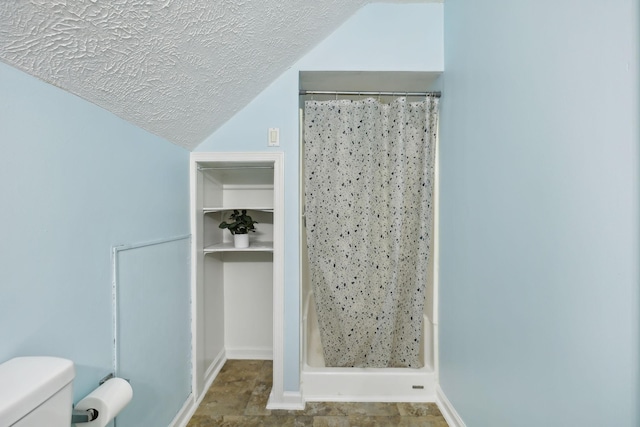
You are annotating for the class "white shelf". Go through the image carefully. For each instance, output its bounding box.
[203,207,274,213]
[204,241,274,253]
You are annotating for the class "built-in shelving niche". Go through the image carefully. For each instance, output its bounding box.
[190,152,285,409]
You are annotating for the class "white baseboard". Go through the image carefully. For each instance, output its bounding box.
[172,351,227,427]
[435,385,466,427]
[225,347,273,360]
[202,350,227,398]
[266,390,305,410]
[168,393,196,427]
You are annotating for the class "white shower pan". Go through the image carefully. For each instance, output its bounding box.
[301,292,436,402]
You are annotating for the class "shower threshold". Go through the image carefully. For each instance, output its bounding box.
[301,365,436,403]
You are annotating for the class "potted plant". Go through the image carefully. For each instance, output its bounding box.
[218,209,258,248]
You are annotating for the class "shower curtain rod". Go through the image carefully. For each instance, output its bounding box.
[299,90,441,98]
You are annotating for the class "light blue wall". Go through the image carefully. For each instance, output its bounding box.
[440,1,639,426]
[196,2,444,391]
[0,61,191,425]
[116,238,191,426]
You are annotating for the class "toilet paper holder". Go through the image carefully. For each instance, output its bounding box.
[71,408,99,423]
[71,373,130,424]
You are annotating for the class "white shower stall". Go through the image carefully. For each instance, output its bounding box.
[298,71,441,402]
[300,237,438,402]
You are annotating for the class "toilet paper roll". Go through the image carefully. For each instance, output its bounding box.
[74,377,133,427]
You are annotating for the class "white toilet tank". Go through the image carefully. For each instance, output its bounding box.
[0,357,75,427]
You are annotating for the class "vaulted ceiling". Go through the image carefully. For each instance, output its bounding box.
[0,1,428,150]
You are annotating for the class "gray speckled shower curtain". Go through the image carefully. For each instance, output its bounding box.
[304,96,438,368]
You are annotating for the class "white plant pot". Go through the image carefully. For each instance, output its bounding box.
[234,234,249,248]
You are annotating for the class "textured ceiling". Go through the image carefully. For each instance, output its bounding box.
[0,0,429,150]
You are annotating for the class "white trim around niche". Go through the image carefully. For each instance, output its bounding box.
[190,151,286,410]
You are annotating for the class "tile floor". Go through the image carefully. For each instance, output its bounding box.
[186,360,449,427]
